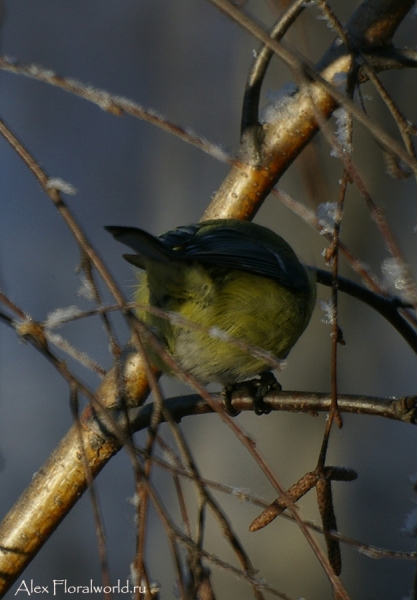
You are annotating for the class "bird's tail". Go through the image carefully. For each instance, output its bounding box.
[105,226,175,268]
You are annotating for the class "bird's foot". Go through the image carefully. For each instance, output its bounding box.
[251,371,281,415]
[221,372,281,416]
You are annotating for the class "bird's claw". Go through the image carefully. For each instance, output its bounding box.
[221,372,281,416]
[252,372,281,415]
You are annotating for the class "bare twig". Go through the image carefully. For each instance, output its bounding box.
[0,2,415,598]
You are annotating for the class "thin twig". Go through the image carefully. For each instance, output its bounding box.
[241,0,308,132]
[207,0,417,175]
[0,57,233,166]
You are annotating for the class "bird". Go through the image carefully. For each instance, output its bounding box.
[106,219,316,413]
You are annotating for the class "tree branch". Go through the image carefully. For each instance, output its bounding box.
[0,1,415,596]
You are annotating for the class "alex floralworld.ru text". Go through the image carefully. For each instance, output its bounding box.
[14,579,146,595]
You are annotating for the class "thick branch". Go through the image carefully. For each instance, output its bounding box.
[204,0,416,220]
[0,1,414,596]
[0,347,147,597]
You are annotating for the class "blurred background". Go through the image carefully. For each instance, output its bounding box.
[1,1,417,598]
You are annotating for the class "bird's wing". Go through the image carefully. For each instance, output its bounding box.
[106,224,310,292]
[160,224,310,292]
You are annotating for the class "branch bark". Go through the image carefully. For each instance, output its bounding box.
[203,0,417,220]
[0,0,414,596]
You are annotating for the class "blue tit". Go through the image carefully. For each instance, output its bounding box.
[106,219,316,412]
